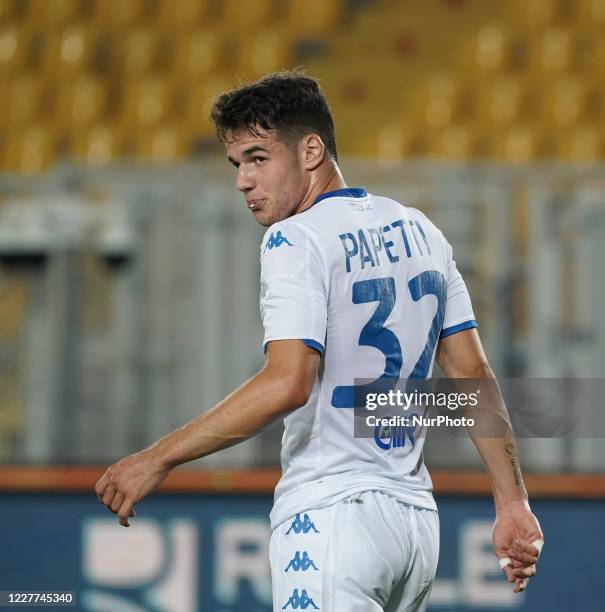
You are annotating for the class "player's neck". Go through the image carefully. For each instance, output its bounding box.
[294,165,347,216]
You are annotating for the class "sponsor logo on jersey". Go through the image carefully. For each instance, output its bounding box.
[264,231,293,252]
[285,551,319,572]
[373,413,418,450]
[281,588,319,609]
[286,513,319,535]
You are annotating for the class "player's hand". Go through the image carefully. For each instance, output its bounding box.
[94,448,171,527]
[492,499,544,593]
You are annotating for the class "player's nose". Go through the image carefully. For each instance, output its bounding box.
[236,166,255,193]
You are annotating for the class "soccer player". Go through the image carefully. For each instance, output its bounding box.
[95,71,543,611]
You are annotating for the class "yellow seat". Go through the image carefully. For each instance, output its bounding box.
[285,0,342,37]
[92,0,150,30]
[5,74,44,129]
[173,29,226,79]
[183,77,233,138]
[542,76,588,129]
[135,124,185,163]
[508,0,565,30]
[120,27,158,77]
[71,123,122,167]
[0,26,31,76]
[155,0,210,31]
[237,30,292,78]
[415,73,474,131]
[492,125,542,161]
[573,0,605,32]
[55,75,108,129]
[3,125,55,173]
[558,125,603,161]
[26,0,82,29]
[528,27,574,75]
[465,24,518,73]
[42,26,99,79]
[120,77,172,129]
[477,76,534,128]
[221,0,275,33]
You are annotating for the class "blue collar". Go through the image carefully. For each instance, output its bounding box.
[313,187,367,205]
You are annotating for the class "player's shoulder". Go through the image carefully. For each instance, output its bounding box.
[260,217,315,259]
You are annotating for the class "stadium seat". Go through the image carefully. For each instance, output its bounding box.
[135,124,185,162]
[285,0,342,37]
[528,27,574,75]
[237,30,292,78]
[173,29,226,79]
[120,77,172,128]
[493,125,541,161]
[558,125,603,161]
[0,26,31,76]
[54,75,108,129]
[574,0,605,32]
[5,74,45,127]
[508,0,565,30]
[433,125,476,160]
[3,125,55,173]
[183,77,232,138]
[542,76,587,129]
[477,76,533,127]
[26,0,83,29]
[221,0,275,33]
[120,27,158,77]
[71,123,121,166]
[466,24,517,73]
[42,26,99,79]
[92,0,151,30]
[155,0,210,31]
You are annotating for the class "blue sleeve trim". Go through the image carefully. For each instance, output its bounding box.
[263,339,325,355]
[441,319,478,338]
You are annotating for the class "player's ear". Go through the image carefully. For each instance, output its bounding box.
[301,133,325,171]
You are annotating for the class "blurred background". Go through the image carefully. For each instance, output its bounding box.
[0,0,604,610]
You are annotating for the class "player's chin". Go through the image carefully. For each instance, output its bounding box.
[251,209,274,227]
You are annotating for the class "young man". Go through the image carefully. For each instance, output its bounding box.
[95,71,543,611]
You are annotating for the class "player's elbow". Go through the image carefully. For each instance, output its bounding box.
[281,373,315,409]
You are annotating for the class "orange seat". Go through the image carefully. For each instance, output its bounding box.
[3,126,55,173]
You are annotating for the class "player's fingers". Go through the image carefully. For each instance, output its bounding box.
[499,560,515,583]
[110,491,125,513]
[513,578,529,593]
[102,485,116,507]
[515,537,544,559]
[512,564,536,579]
[118,498,134,527]
[94,475,109,501]
[507,547,538,566]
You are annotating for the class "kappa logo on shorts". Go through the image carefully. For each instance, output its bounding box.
[285,551,319,572]
[286,513,319,535]
[264,231,293,252]
[281,588,319,609]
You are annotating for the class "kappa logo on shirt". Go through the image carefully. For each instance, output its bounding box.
[285,551,319,572]
[264,231,293,252]
[281,588,319,609]
[286,513,320,535]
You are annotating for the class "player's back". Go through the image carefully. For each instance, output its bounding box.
[259,188,476,529]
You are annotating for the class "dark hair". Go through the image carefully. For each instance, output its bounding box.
[210,70,338,162]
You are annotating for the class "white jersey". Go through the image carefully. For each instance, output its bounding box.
[259,188,477,529]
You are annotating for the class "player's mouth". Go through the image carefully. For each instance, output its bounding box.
[246,199,264,210]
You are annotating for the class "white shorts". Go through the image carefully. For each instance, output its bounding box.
[270,490,439,611]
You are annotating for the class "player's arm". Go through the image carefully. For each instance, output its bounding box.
[95,339,319,526]
[436,328,544,592]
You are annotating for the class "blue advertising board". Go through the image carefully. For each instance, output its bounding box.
[0,493,602,611]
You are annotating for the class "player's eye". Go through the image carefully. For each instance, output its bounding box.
[253,157,267,166]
